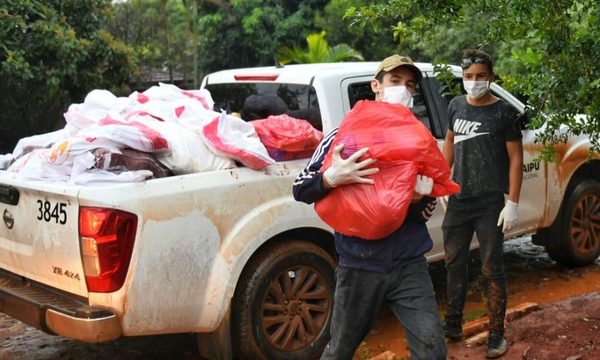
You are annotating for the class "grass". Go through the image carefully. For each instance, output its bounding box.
[356,341,372,359]
[356,341,408,360]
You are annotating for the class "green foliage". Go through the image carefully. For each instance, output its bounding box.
[346,0,600,156]
[463,309,487,322]
[106,0,191,84]
[5,0,599,158]
[278,31,363,64]
[194,0,327,73]
[355,341,373,359]
[106,1,377,80]
[0,0,135,153]
[316,0,398,60]
[433,63,461,98]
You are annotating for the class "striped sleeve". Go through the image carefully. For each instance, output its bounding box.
[292,128,338,204]
[406,196,437,223]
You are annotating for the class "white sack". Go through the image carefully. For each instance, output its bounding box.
[71,169,153,185]
[12,129,67,159]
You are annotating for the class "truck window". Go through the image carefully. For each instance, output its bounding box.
[205,83,322,131]
[347,82,434,133]
[348,82,376,106]
[427,77,463,137]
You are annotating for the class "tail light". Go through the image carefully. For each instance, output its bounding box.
[79,207,137,293]
[234,74,279,81]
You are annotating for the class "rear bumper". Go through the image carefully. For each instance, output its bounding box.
[0,269,122,343]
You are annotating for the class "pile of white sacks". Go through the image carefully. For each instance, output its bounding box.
[0,83,276,184]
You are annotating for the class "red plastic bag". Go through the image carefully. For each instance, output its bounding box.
[315,100,460,239]
[251,114,324,161]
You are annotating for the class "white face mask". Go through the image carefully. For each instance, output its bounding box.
[380,85,414,108]
[463,80,489,99]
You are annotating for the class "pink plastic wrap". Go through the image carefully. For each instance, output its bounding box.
[252,114,324,161]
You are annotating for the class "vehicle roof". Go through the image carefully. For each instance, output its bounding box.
[203,62,462,86]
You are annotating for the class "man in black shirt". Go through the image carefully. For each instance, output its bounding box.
[293,55,446,360]
[441,49,523,358]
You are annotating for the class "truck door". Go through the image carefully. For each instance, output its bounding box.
[408,75,448,259]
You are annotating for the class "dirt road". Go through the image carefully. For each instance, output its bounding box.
[359,237,600,359]
[446,292,600,360]
[1,237,599,360]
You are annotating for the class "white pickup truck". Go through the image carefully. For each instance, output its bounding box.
[0,62,598,360]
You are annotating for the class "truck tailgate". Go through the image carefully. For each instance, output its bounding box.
[0,176,87,297]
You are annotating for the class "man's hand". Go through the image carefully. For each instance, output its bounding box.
[497,200,518,232]
[322,144,378,188]
[415,175,433,196]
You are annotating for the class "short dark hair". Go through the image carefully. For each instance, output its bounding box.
[240,94,288,121]
[461,49,493,73]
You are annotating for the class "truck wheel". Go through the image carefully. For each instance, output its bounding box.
[547,179,600,266]
[232,240,335,360]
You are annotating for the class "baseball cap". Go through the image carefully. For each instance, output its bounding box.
[375,55,422,82]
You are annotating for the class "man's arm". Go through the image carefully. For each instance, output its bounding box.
[293,129,379,204]
[292,129,337,204]
[506,139,523,203]
[322,144,378,188]
[442,129,455,167]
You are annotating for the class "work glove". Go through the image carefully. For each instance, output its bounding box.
[497,200,519,233]
[415,175,433,196]
[322,144,378,187]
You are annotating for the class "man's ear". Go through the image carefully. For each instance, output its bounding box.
[370,79,380,94]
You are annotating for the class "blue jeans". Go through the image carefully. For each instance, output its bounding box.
[442,193,507,334]
[320,259,446,360]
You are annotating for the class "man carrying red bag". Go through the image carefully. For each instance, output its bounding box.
[293,55,453,360]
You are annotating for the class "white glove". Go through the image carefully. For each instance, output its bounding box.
[415,175,433,196]
[497,200,519,233]
[322,144,379,187]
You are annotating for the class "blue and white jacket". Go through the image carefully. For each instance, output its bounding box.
[292,128,437,273]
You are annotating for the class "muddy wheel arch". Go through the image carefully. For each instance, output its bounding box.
[197,229,335,360]
[534,161,600,267]
[230,238,336,359]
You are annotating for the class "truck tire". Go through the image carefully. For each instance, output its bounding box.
[232,240,336,360]
[546,179,600,267]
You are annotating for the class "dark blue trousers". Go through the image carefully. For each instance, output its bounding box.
[320,259,446,360]
[442,192,508,335]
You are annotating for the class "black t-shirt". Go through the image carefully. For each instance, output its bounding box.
[448,95,522,198]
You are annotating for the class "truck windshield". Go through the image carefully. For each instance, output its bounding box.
[204,83,322,130]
